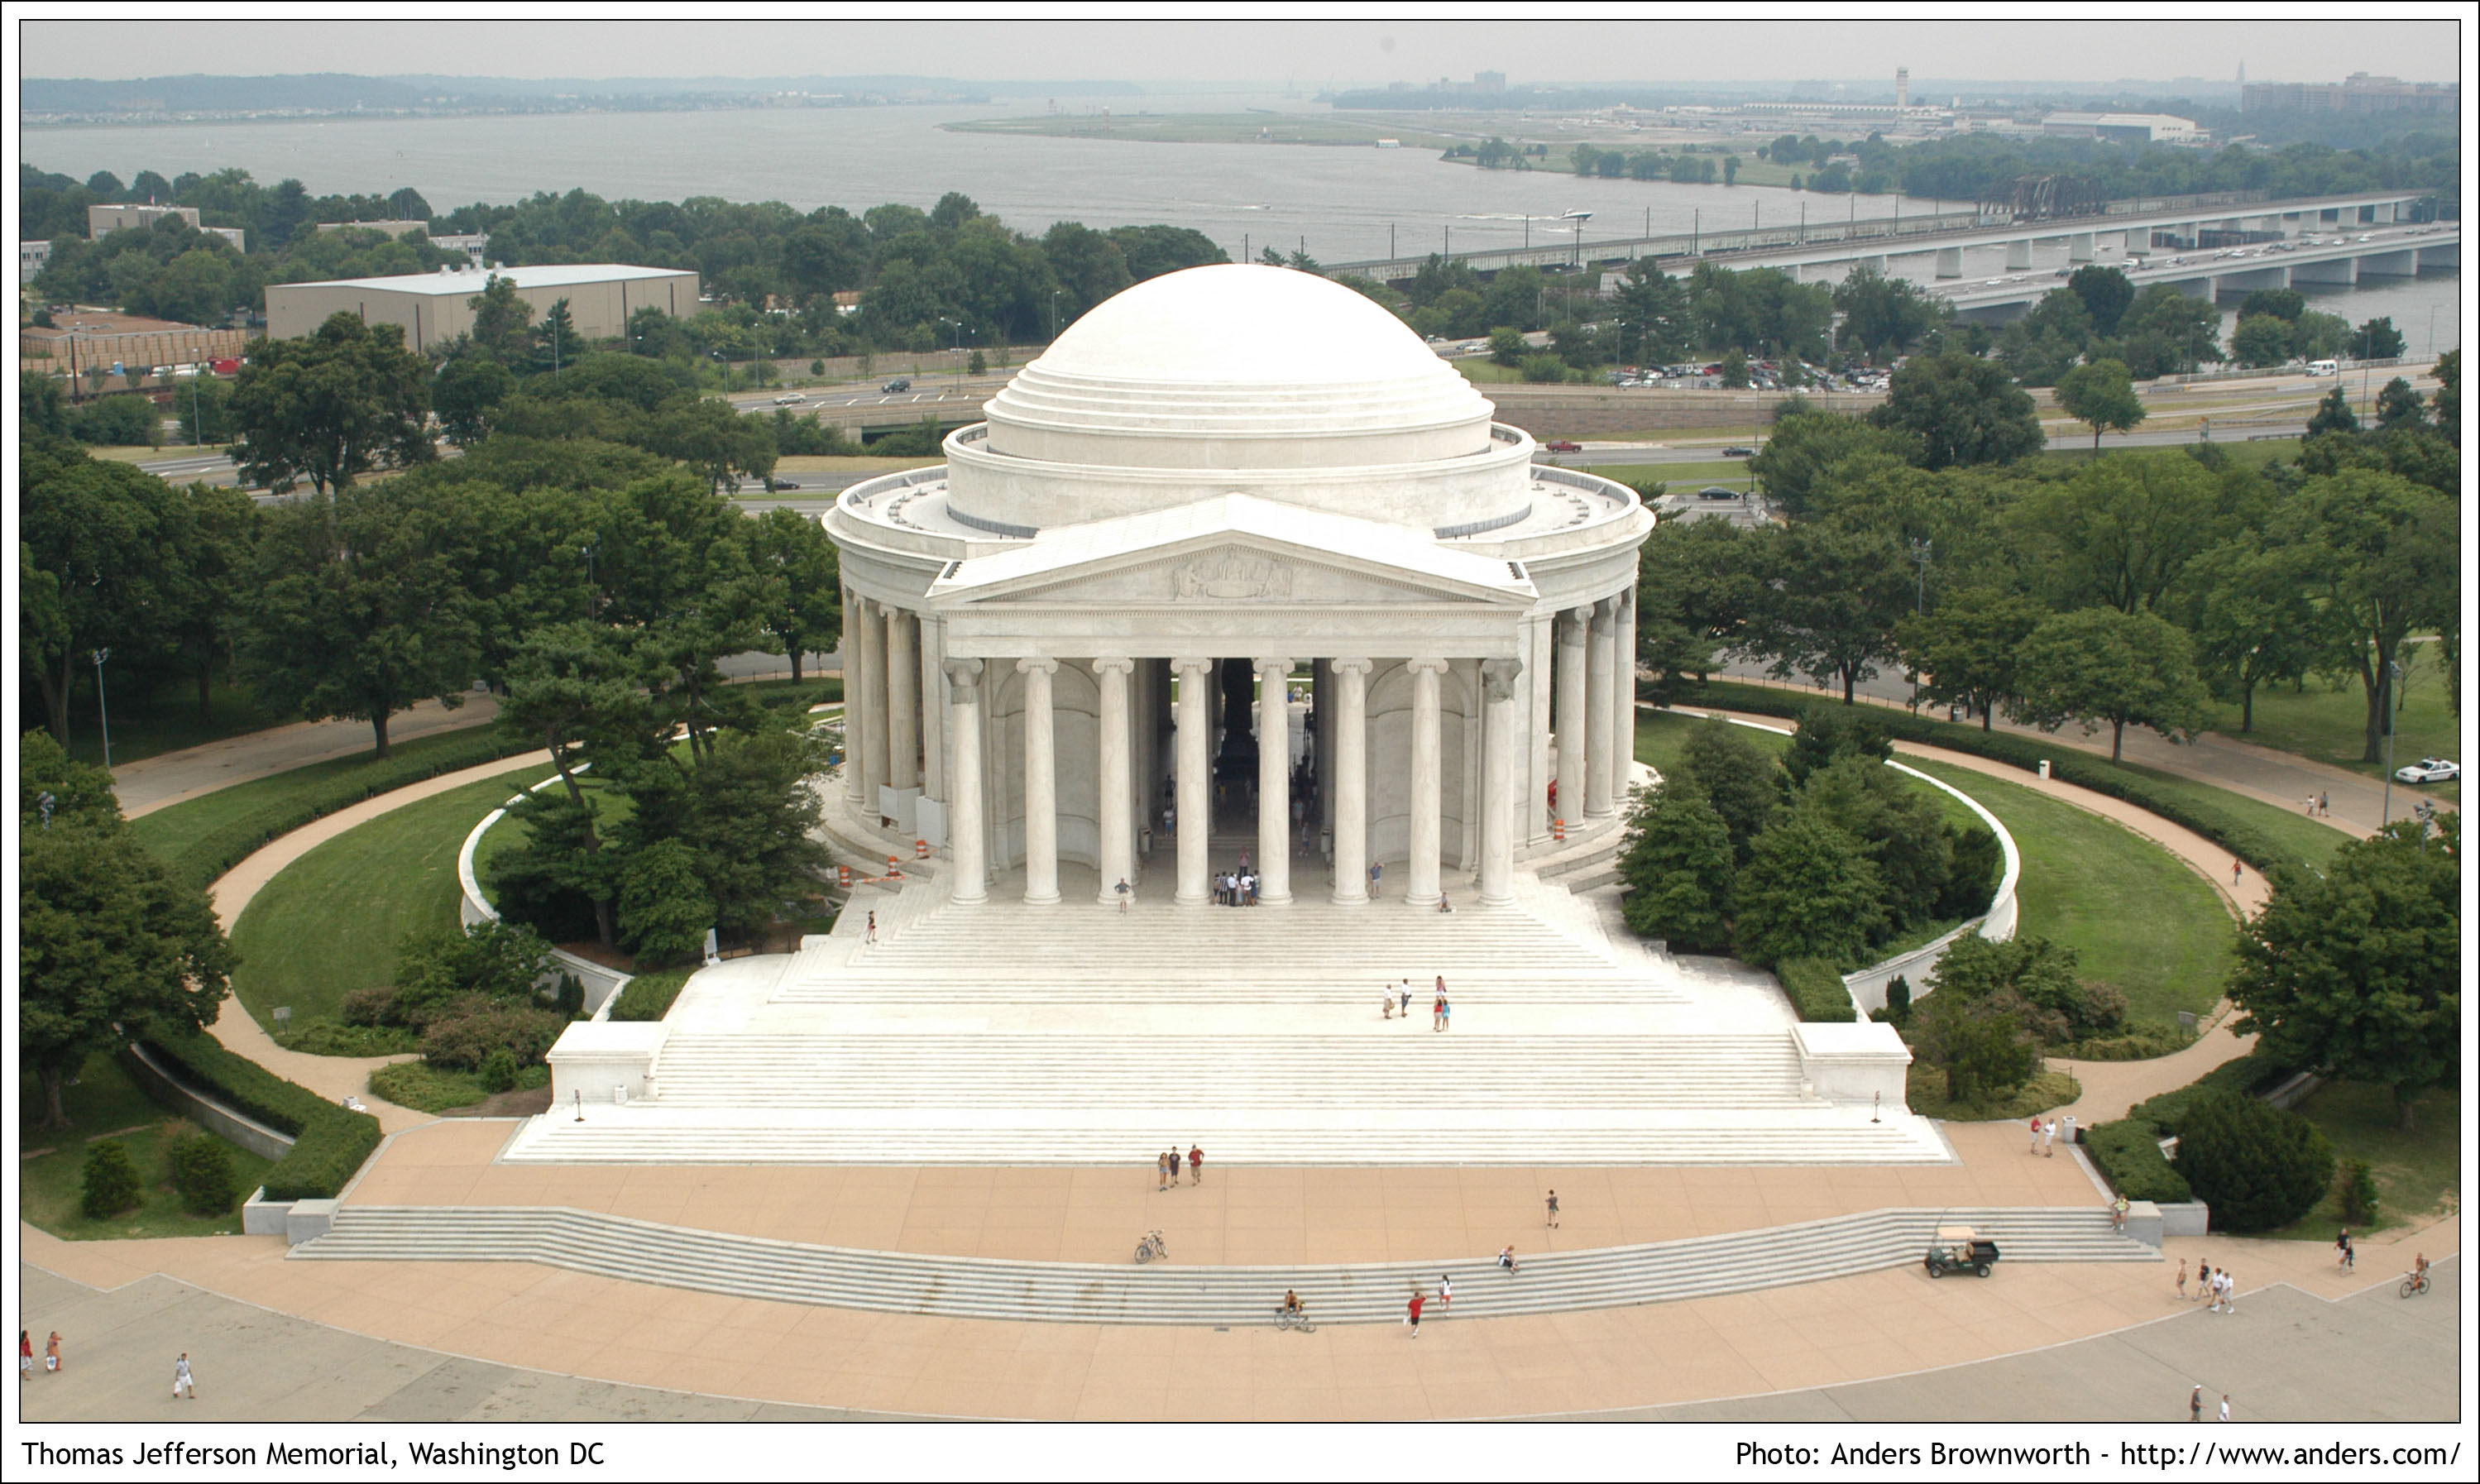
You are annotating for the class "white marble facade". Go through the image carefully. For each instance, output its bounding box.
[825,265,1652,907]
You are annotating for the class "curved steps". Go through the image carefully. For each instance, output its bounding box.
[291,1203,2155,1326]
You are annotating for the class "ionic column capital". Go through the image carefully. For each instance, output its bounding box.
[1329,657,1374,677]
[942,657,984,701]
[1405,657,1451,676]
[1092,656,1136,676]
[1016,656,1059,676]
[1172,655,1214,675]
[1565,604,1595,628]
[1481,658,1524,701]
[1594,595,1621,625]
[1253,656,1293,675]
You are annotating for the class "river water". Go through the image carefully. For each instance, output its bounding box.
[26,98,2458,351]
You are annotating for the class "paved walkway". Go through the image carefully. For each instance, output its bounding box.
[114,696,504,819]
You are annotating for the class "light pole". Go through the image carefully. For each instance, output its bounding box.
[1048,290,1062,347]
[1907,539,1931,712]
[936,316,965,391]
[1562,210,1591,271]
[92,648,113,768]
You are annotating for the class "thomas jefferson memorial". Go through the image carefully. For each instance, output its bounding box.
[519,266,1936,1166]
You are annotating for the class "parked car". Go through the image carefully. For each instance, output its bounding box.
[881,377,912,392]
[1543,439,1582,453]
[2394,758,2460,784]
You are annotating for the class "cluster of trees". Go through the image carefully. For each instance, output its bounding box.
[1879,132,2457,208]
[1993,266,2227,385]
[2228,289,2401,371]
[1641,353,2458,766]
[346,921,579,1083]
[1900,935,2128,1102]
[1619,709,2001,969]
[20,162,433,248]
[1568,144,1740,186]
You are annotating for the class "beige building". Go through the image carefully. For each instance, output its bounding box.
[86,203,246,252]
[264,262,700,353]
[314,219,434,239]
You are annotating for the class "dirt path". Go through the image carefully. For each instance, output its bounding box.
[201,750,553,1132]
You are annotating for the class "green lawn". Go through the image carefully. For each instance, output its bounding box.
[125,722,520,885]
[2205,648,2459,797]
[19,1051,276,1240]
[1903,759,2234,1025]
[54,673,293,768]
[1587,459,1759,492]
[227,766,548,1032]
[2266,1082,2461,1238]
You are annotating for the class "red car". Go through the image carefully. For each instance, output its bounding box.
[1543,439,1582,452]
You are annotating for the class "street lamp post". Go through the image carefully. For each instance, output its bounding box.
[1907,539,1931,713]
[92,648,113,769]
[1048,290,1062,347]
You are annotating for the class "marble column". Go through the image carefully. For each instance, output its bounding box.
[1018,658,1060,906]
[1586,598,1616,819]
[1405,658,1448,907]
[1480,658,1522,907]
[918,615,946,806]
[842,588,868,803]
[1329,659,1372,905]
[1094,658,1134,904]
[1253,658,1292,903]
[1174,657,1212,905]
[858,596,889,806]
[1613,588,1637,802]
[1555,607,1589,832]
[942,659,987,906]
[886,606,918,792]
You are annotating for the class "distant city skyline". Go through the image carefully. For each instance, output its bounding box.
[17,16,2467,87]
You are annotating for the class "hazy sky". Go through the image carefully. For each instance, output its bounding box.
[15,13,2468,86]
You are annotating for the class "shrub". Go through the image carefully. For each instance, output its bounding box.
[339,986,398,1027]
[169,1133,242,1215]
[80,1139,142,1218]
[2172,1090,2335,1233]
[392,919,559,1025]
[617,838,713,965]
[1908,989,2041,1103]
[607,968,692,1022]
[2340,1159,2380,1225]
[554,974,586,1019]
[479,1047,521,1094]
[2085,1119,2193,1204]
[274,1017,422,1057]
[1776,957,1857,1022]
[2062,1023,2193,1061]
[420,1007,570,1071]
[1884,974,1913,1023]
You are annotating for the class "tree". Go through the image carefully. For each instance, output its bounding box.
[1487,327,1526,366]
[1895,585,2042,730]
[2065,266,2135,337]
[1748,524,1917,703]
[2053,358,2146,452]
[2280,469,2457,762]
[2114,283,2223,375]
[225,311,433,496]
[1731,805,1886,969]
[1927,932,2119,1043]
[1831,265,1947,363]
[743,506,842,679]
[2234,287,2305,324]
[466,274,537,367]
[535,297,577,376]
[1606,258,1692,366]
[2355,315,2406,360]
[19,733,233,1129]
[1634,518,1766,685]
[1675,716,1779,864]
[2009,451,2233,616]
[432,354,516,448]
[2373,376,2425,430]
[81,1141,142,1218]
[1908,989,2041,1105]
[2012,606,2212,763]
[2228,814,2458,1129]
[239,480,482,757]
[2430,349,2458,446]
[1616,780,1735,952]
[2229,313,2296,369]
[1797,755,1951,929]
[1745,407,1920,516]
[16,443,199,744]
[1867,351,2042,469]
[2179,536,2333,734]
[496,623,654,947]
[1782,702,1890,788]
[2172,1092,2335,1233]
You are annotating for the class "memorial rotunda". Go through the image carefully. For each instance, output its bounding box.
[825,263,1650,907]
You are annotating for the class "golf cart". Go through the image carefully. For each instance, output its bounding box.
[1924,1224,2000,1279]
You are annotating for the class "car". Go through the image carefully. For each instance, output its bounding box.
[881,377,912,393]
[773,392,806,405]
[1542,439,1582,453]
[1694,486,1742,500]
[2394,758,2459,784]
[763,476,799,492]
[1722,445,1755,457]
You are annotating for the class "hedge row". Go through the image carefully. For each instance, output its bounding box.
[154,723,539,893]
[2082,1043,2299,1204]
[1651,682,2294,878]
[1775,957,1858,1022]
[607,969,692,1023]
[132,1027,383,1202]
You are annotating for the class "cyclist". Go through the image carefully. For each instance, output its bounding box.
[1281,1290,1305,1320]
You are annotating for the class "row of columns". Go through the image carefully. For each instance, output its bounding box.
[1553,594,1633,835]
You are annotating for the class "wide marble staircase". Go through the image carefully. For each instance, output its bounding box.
[291,1203,2153,1326]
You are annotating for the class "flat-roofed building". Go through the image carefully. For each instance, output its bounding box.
[264,262,700,352]
[2042,111,2199,144]
[22,240,51,283]
[86,202,247,252]
[315,219,435,240]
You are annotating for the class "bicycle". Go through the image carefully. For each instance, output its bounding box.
[2399,1270,2430,1299]
[1134,1230,1168,1264]
[1274,1306,1316,1333]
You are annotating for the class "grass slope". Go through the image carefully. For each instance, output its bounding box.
[18,1052,275,1240]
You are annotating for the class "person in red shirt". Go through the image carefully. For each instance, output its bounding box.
[1187,1144,1203,1185]
[1407,1290,1425,1337]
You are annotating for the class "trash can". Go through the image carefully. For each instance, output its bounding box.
[2037,759,2051,780]
[1140,827,1154,856]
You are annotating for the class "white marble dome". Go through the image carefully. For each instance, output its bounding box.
[949,264,1536,534]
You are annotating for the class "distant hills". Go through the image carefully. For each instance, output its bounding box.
[22,73,1146,116]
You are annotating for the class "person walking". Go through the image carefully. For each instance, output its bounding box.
[1545,1190,1561,1228]
[2233,859,2244,887]
[1188,1144,1204,1185]
[2206,1268,2223,1313]
[1156,1151,1171,1191]
[2219,1270,2237,1314]
[44,1332,60,1374]
[2219,1394,2231,1423]
[2335,1228,2353,1269]
[2176,1259,2188,1301]
[17,1331,30,1380]
[1369,861,1382,898]
[2318,792,2329,817]
[1382,988,1396,1020]
[1115,878,1132,913]
[1437,1275,1453,1312]
[1438,996,1450,1032]
[1406,1290,1425,1337]
[2196,1262,2213,1305]
[174,1352,195,1400]
[2029,1116,2043,1155]
[864,911,878,946]
[2190,1385,2204,1422]
[1399,981,1412,1018]
[2042,1118,2056,1157]
[2112,1194,2129,1231]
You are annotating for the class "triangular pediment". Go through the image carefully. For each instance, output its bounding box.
[997,541,1504,607]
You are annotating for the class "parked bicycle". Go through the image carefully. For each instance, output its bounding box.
[1134,1229,1168,1264]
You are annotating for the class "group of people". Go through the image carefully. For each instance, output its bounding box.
[2177,1258,2240,1313]
[17,1330,60,1376]
[1156,1145,1204,1190]
[1213,869,1262,907]
[2026,1114,2076,1156]
[1378,976,1451,1031]
[2303,792,2332,817]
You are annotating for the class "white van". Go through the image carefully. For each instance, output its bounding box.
[2306,359,2339,376]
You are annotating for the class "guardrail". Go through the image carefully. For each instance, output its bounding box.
[457,771,633,1014]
